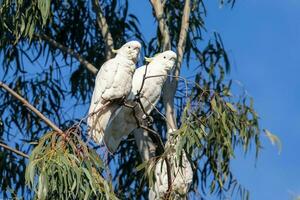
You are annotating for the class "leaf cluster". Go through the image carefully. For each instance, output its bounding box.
[25,130,117,200]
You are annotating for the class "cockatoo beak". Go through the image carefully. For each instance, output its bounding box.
[144,57,153,63]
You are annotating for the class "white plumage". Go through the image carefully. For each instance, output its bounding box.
[149,132,193,200]
[87,41,141,149]
[103,50,177,153]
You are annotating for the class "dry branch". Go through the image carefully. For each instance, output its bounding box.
[92,0,115,59]
[0,142,29,158]
[175,0,191,80]
[148,1,192,197]
[39,34,98,75]
[0,81,64,135]
[163,0,191,132]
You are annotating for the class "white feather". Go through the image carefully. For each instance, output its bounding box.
[149,143,193,200]
[87,41,141,149]
[103,50,177,153]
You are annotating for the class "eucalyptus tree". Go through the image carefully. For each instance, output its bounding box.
[0,0,270,199]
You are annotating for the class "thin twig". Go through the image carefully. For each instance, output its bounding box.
[39,33,98,74]
[0,142,29,159]
[0,81,64,135]
[142,96,171,128]
[137,63,150,96]
[139,125,164,152]
[145,74,189,98]
[134,64,152,119]
[71,101,112,130]
[164,156,172,200]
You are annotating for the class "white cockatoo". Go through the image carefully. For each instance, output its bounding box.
[149,130,193,200]
[103,50,177,153]
[87,41,141,147]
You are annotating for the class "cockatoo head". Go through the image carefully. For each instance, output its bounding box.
[114,41,141,63]
[146,50,177,71]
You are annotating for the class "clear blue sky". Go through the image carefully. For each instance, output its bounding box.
[129,0,300,199]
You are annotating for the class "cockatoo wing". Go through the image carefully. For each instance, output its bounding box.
[103,50,177,153]
[103,105,137,152]
[103,65,159,153]
[87,59,119,141]
[87,58,133,147]
[132,65,162,116]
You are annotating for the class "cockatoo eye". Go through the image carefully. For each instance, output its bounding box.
[128,46,131,49]
[163,56,166,59]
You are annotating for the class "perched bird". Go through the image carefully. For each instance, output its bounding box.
[149,130,193,200]
[87,41,141,148]
[103,50,177,153]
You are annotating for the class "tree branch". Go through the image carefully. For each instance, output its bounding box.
[163,0,191,132]
[92,0,115,59]
[0,142,29,159]
[174,0,191,81]
[39,33,98,75]
[0,81,64,135]
[133,128,156,161]
[149,0,171,50]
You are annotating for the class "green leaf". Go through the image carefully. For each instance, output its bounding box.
[136,161,148,171]
[38,0,51,25]
[84,186,91,200]
[37,172,48,200]
[211,97,217,110]
[226,102,237,112]
[20,16,26,34]
[82,168,96,194]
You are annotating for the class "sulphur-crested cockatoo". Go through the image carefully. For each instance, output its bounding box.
[103,50,177,153]
[87,41,141,147]
[149,130,193,200]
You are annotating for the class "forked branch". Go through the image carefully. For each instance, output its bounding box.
[163,0,191,131]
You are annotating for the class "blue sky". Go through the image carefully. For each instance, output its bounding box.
[129,0,300,199]
[1,1,298,199]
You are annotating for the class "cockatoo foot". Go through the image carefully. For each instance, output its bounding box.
[146,115,153,126]
[134,93,141,101]
[141,114,153,126]
[119,95,127,105]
